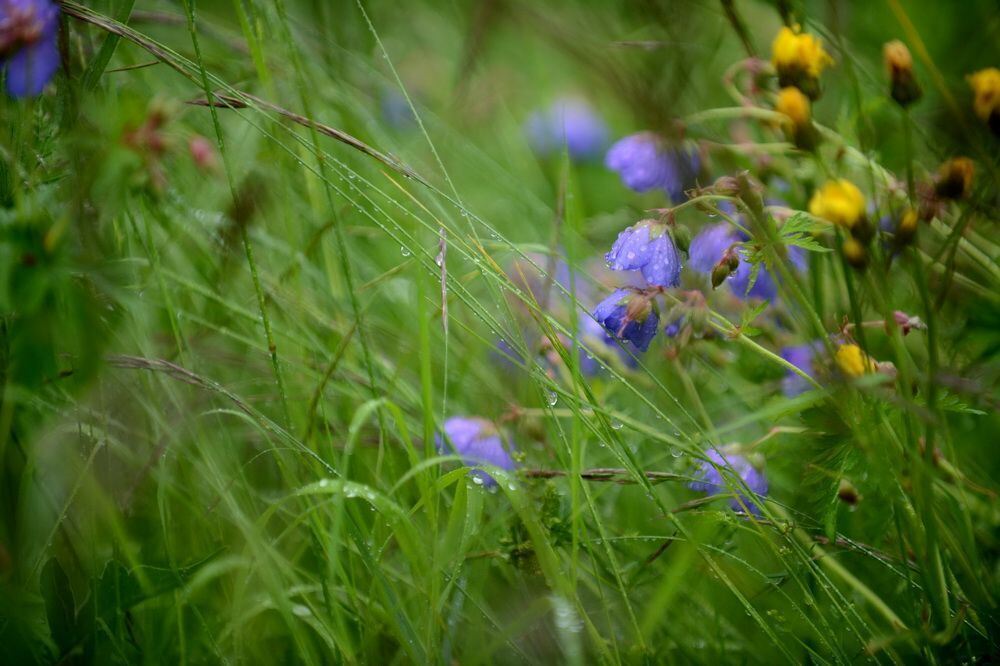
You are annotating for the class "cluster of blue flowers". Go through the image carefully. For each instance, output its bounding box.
[439,104,786,514]
[0,0,60,97]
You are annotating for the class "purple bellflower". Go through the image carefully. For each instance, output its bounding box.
[526,98,607,162]
[689,222,806,301]
[592,289,659,353]
[436,417,515,487]
[689,448,768,516]
[606,219,683,288]
[780,343,817,397]
[605,132,700,200]
[0,0,60,98]
[578,311,638,375]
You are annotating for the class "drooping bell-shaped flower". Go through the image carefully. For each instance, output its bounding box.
[436,417,516,487]
[526,98,608,162]
[605,219,683,288]
[592,289,659,353]
[605,132,700,200]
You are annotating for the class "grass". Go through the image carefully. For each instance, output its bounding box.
[1,0,999,663]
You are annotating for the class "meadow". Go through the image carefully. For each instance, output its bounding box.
[1,0,999,663]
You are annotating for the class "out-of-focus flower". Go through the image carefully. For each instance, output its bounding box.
[526,98,607,162]
[689,223,804,301]
[837,478,861,506]
[967,67,1000,133]
[834,343,876,378]
[0,0,60,98]
[891,208,918,247]
[934,157,974,200]
[605,219,682,287]
[780,343,815,397]
[689,223,740,274]
[690,448,768,516]
[578,312,637,374]
[883,40,921,107]
[593,289,659,353]
[380,89,416,128]
[188,135,219,172]
[436,417,515,487]
[809,179,865,228]
[841,237,867,269]
[605,132,700,200]
[774,86,817,148]
[771,26,833,99]
[730,254,779,300]
[664,315,685,338]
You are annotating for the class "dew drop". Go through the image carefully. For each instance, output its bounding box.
[546,391,558,406]
[611,419,623,431]
[400,246,411,257]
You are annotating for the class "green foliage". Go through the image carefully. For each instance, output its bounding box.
[0,0,998,664]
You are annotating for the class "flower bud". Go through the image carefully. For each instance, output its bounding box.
[189,135,219,172]
[671,225,692,253]
[712,175,741,197]
[711,249,740,289]
[883,40,921,107]
[967,67,1000,135]
[893,208,918,246]
[841,237,867,269]
[775,86,819,150]
[837,478,861,506]
[934,157,974,200]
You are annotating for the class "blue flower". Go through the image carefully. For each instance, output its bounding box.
[526,98,607,162]
[730,252,778,301]
[689,223,807,301]
[688,222,740,274]
[592,289,659,353]
[605,219,682,287]
[436,417,516,487]
[380,89,416,128]
[689,448,768,515]
[578,311,637,374]
[0,0,60,98]
[605,133,700,199]
[780,343,816,397]
[664,315,685,338]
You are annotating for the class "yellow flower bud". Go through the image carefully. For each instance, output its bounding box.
[835,344,876,378]
[808,179,865,228]
[775,86,811,128]
[934,157,974,200]
[894,208,918,246]
[883,40,921,107]
[967,67,1000,123]
[841,237,867,269]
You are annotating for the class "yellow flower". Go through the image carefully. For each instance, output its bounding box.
[967,67,1000,121]
[771,26,833,79]
[835,344,876,378]
[775,86,811,128]
[808,180,865,228]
